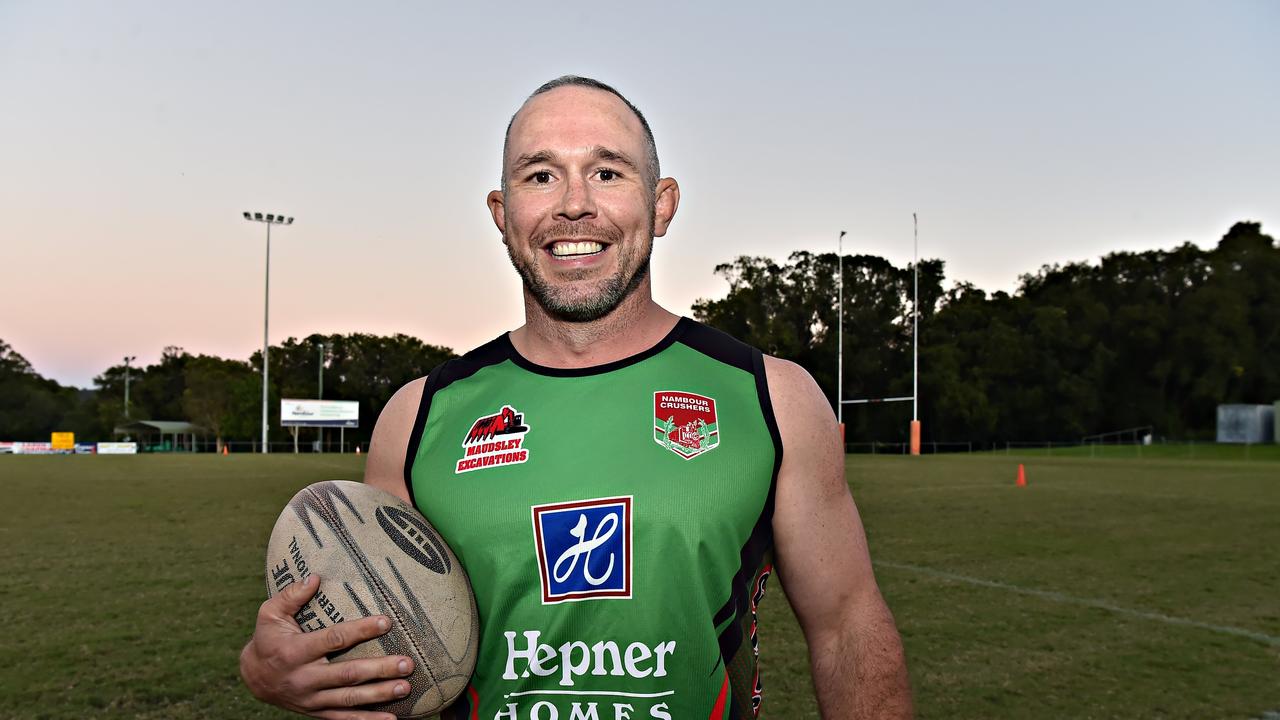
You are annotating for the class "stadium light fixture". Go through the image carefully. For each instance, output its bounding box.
[123,356,136,418]
[244,210,296,454]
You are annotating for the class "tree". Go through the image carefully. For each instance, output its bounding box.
[183,355,258,450]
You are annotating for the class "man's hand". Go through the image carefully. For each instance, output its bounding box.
[240,574,415,720]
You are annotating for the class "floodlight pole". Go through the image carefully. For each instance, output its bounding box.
[123,356,136,418]
[243,211,295,454]
[317,341,324,453]
[837,231,846,429]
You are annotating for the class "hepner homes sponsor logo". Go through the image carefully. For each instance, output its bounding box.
[653,391,719,460]
[496,629,677,720]
[455,404,530,474]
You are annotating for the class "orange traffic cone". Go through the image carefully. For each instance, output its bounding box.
[222,444,229,456]
[1016,464,1027,487]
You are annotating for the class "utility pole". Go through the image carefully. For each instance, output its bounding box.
[123,356,136,418]
[243,211,295,454]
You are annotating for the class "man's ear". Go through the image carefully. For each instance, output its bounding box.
[487,189,507,240]
[652,178,681,238]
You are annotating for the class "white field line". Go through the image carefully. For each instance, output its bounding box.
[875,560,1280,647]
[1027,483,1280,507]
[857,482,1280,508]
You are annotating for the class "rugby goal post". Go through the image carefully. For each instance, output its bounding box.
[840,396,920,455]
[835,215,922,455]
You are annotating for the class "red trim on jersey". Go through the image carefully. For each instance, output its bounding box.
[709,669,730,720]
[468,684,479,720]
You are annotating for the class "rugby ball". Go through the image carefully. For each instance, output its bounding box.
[265,481,478,718]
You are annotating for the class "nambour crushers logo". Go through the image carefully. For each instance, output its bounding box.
[455,404,530,474]
[532,496,632,604]
[653,390,719,460]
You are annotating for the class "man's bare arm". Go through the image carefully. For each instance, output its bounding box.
[766,356,912,718]
[362,376,425,501]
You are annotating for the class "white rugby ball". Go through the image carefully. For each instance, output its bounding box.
[265,480,478,718]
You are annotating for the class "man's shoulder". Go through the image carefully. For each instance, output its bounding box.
[424,332,513,388]
[675,318,762,373]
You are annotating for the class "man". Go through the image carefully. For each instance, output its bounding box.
[241,76,912,719]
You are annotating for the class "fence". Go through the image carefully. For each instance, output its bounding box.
[840,438,1277,460]
[122,439,364,454]
[844,441,974,455]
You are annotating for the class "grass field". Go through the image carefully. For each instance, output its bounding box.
[1,452,1277,719]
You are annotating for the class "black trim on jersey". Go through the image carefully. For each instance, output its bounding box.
[402,336,512,506]
[500,316,690,377]
[678,322,784,720]
[441,694,471,720]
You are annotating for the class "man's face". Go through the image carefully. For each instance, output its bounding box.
[490,86,674,323]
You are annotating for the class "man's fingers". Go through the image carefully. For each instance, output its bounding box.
[260,574,321,622]
[303,655,414,690]
[310,678,414,710]
[310,709,397,720]
[300,615,392,658]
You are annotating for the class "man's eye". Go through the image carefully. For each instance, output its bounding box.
[597,169,618,182]
[532,171,552,184]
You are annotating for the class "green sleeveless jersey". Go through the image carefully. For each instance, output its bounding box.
[404,318,782,720]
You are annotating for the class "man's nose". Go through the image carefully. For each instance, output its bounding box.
[555,174,596,221]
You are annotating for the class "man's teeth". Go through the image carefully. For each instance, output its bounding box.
[550,241,604,257]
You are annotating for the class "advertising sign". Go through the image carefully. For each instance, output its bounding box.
[0,442,14,454]
[13,442,56,454]
[51,432,76,450]
[281,399,359,428]
[97,442,138,455]
[75,443,97,454]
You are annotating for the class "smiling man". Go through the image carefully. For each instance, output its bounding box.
[240,76,913,720]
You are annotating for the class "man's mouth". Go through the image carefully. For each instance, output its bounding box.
[548,240,606,258]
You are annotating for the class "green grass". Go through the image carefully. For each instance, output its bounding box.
[1,453,1277,719]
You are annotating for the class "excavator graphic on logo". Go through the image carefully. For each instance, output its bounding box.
[464,405,529,445]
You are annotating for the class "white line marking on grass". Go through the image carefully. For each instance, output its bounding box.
[876,560,1280,646]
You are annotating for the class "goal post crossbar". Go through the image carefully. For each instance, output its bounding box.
[842,396,914,405]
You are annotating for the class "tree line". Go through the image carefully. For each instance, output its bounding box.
[0,334,453,448]
[693,221,1278,442]
[2,221,1274,445]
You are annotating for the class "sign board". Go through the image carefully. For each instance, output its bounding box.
[281,399,359,428]
[0,442,14,454]
[51,432,75,450]
[97,442,138,455]
[74,442,97,454]
[13,442,56,454]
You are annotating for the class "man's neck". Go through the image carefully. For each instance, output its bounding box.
[510,284,679,369]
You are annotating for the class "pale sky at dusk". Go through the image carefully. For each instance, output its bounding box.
[2,1,1277,388]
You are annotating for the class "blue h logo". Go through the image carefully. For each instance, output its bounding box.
[532,496,632,604]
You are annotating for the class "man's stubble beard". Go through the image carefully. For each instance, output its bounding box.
[505,217,655,324]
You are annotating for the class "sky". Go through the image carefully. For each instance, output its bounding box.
[1,1,1277,388]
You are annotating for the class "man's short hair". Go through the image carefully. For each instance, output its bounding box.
[502,75,660,191]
